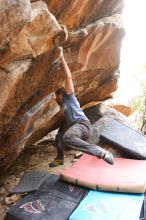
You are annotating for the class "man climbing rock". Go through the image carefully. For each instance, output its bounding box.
[49,47,114,167]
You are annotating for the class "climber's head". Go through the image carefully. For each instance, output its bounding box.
[55,87,65,105]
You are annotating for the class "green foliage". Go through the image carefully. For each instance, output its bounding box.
[131,66,146,133]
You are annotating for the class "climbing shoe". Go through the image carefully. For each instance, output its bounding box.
[49,158,64,168]
[74,151,83,159]
[102,151,114,165]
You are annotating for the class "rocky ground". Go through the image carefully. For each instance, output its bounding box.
[0,131,77,220]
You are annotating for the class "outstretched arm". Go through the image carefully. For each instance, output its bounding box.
[60,49,74,95]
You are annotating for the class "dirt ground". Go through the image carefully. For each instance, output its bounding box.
[0,133,77,220]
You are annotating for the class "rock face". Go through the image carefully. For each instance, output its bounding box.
[0,0,125,170]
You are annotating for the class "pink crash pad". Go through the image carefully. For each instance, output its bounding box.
[61,154,146,193]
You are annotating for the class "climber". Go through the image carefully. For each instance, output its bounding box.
[49,47,114,167]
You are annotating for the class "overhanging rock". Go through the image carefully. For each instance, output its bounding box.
[0,0,125,170]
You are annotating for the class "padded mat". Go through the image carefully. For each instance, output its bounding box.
[100,119,146,159]
[69,190,144,220]
[141,192,146,220]
[61,154,146,193]
[145,193,146,220]
[140,200,145,220]
[6,191,77,220]
[10,171,50,194]
[38,174,88,203]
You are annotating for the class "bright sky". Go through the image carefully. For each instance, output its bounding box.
[117,0,146,103]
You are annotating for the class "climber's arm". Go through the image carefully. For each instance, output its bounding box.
[60,49,74,95]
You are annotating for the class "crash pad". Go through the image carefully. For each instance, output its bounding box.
[10,171,50,194]
[38,174,88,203]
[61,154,146,193]
[69,190,144,220]
[6,174,88,220]
[141,192,146,220]
[100,119,146,159]
[140,200,145,220]
[5,191,77,220]
[144,193,146,220]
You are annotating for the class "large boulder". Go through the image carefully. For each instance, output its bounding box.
[0,0,31,49]
[0,0,125,170]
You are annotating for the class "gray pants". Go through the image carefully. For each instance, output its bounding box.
[55,120,105,160]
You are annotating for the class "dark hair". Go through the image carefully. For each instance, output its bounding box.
[55,87,66,96]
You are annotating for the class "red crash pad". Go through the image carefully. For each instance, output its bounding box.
[61,154,146,193]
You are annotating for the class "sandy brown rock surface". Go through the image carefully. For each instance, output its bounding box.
[0,0,124,172]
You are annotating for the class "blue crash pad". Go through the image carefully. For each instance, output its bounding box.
[69,190,144,220]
